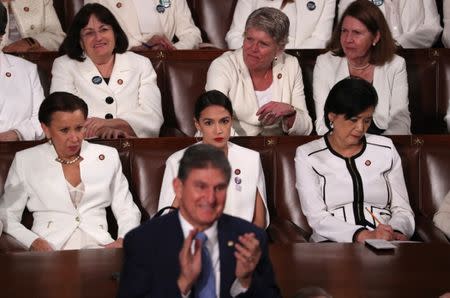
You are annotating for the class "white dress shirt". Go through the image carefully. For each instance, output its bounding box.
[178,213,247,297]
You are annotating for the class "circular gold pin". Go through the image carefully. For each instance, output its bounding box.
[99,154,105,160]
[277,73,282,79]
[117,79,123,85]
[227,240,234,247]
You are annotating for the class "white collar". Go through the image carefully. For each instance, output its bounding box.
[178,211,218,250]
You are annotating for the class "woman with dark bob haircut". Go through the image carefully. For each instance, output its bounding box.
[50,3,163,139]
[0,92,140,251]
[313,0,411,136]
[295,77,414,243]
[158,90,269,228]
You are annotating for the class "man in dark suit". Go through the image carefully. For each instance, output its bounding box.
[117,144,280,298]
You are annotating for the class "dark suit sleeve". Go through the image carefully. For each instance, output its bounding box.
[117,229,154,298]
[238,231,281,298]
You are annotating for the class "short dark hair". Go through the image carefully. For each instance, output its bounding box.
[194,90,233,121]
[39,92,89,126]
[324,77,378,130]
[327,0,396,65]
[177,144,231,183]
[60,3,128,61]
[0,4,7,35]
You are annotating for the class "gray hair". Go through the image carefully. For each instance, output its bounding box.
[244,7,289,47]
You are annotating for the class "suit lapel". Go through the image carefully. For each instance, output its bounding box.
[77,56,111,93]
[109,53,132,94]
[218,216,236,298]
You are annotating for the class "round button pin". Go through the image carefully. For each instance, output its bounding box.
[306,1,316,11]
[277,73,282,79]
[116,2,122,8]
[92,76,102,85]
[234,169,241,175]
[105,97,114,104]
[105,113,113,119]
[99,154,105,160]
[372,0,384,6]
[234,177,242,185]
[156,4,165,13]
[365,160,371,166]
[23,7,30,12]
[117,79,123,85]
[5,72,11,77]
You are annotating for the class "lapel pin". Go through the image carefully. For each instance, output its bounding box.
[234,177,241,185]
[277,73,282,79]
[99,154,105,160]
[234,169,241,175]
[365,160,371,166]
[116,2,122,8]
[227,240,234,247]
[306,1,316,11]
[92,76,102,85]
[117,79,123,85]
[5,72,11,77]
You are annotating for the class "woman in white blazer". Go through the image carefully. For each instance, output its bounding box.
[0,4,44,141]
[226,0,336,49]
[51,4,163,139]
[338,0,441,48]
[296,78,414,243]
[0,0,65,52]
[0,92,141,251]
[314,0,410,135]
[158,90,269,228]
[206,7,312,136]
[84,0,201,50]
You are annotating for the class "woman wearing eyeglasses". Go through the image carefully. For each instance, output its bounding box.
[50,3,163,139]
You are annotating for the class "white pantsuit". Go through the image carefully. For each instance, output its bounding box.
[226,0,335,49]
[0,52,44,140]
[313,52,411,135]
[434,190,450,239]
[157,142,269,226]
[206,49,313,136]
[50,52,163,138]
[0,141,141,250]
[338,0,442,48]
[85,0,201,49]
[295,134,415,242]
[0,0,65,50]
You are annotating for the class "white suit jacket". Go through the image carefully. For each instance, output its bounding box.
[157,142,269,226]
[0,0,65,51]
[0,141,141,250]
[295,134,415,242]
[434,190,450,239]
[443,0,450,48]
[206,49,313,136]
[313,52,411,135]
[338,0,442,48]
[50,52,163,138]
[84,0,201,49]
[0,52,44,140]
[226,0,335,49]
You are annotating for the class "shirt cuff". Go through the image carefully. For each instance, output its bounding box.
[230,278,248,297]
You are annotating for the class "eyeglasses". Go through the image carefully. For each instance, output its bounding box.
[80,26,113,39]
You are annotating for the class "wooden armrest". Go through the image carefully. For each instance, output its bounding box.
[267,217,309,244]
[0,234,28,253]
[414,214,449,243]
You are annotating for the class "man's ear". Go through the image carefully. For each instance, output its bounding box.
[173,178,183,203]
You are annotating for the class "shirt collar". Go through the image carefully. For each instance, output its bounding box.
[178,211,218,250]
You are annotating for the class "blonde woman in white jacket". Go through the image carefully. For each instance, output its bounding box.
[226,0,335,49]
[207,7,312,136]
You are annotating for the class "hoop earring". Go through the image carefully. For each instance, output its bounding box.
[194,130,203,143]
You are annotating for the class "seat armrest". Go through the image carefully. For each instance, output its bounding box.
[267,217,309,244]
[0,234,27,253]
[414,214,449,243]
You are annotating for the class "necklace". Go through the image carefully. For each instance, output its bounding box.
[55,155,81,165]
[348,61,371,71]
